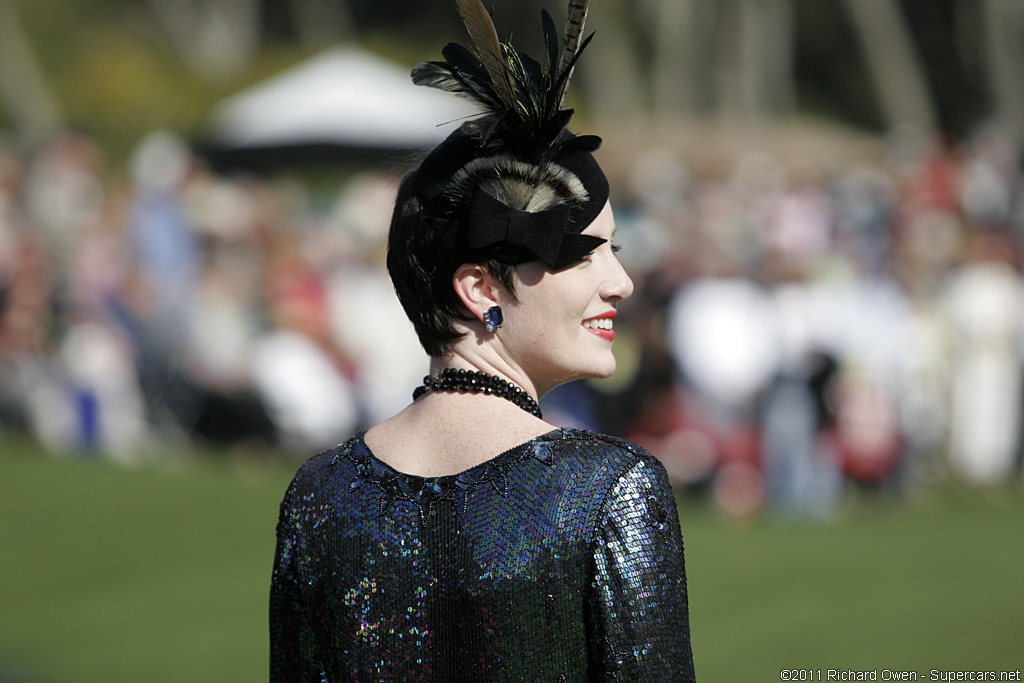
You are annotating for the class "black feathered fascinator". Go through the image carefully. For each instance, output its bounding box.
[409,0,608,270]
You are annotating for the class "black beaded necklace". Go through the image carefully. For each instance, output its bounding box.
[412,368,543,418]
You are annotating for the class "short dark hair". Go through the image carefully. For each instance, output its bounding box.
[386,172,517,358]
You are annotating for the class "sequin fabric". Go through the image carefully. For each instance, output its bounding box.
[270,428,695,682]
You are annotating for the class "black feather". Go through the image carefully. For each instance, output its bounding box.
[541,10,559,71]
[411,0,595,161]
[441,42,484,73]
[411,61,501,112]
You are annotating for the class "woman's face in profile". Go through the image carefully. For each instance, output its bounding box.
[499,201,634,391]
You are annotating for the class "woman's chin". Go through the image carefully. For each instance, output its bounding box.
[581,357,617,380]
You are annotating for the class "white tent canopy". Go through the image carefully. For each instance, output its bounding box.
[208,46,479,150]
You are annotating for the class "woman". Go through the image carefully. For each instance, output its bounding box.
[269,1,695,680]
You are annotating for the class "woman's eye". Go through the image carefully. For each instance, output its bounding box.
[578,241,619,265]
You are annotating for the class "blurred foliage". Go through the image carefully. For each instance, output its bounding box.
[1,0,1011,163]
[8,0,310,162]
[57,30,219,161]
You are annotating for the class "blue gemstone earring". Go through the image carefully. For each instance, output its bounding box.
[484,306,503,333]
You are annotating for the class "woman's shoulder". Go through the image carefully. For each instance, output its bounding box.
[547,427,652,457]
[280,433,364,496]
[545,429,675,525]
[545,427,665,481]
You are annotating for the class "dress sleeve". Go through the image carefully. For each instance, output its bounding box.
[589,456,696,682]
[269,479,323,682]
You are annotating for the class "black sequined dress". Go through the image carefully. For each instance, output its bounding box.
[270,427,695,682]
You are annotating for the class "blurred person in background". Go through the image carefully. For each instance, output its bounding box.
[123,131,279,447]
[323,170,428,427]
[121,130,205,436]
[251,221,359,450]
[942,231,1022,486]
[13,130,147,456]
[0,146,54,433]
[23,131,105,279]
[269,1,695,679]
[1,133,146,457]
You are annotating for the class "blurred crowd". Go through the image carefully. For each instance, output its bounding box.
[1,121,1023,517]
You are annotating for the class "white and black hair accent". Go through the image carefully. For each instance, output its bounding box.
[445,154,589,214]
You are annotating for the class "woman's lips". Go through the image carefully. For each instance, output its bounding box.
[582,312,616,341]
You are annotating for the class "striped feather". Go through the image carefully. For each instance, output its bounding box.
[455,0,517,110]
[557,0,590,106]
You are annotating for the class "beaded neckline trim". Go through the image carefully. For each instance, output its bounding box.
[335,429,562,523]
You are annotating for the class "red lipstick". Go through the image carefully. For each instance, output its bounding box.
[582,311,616,341]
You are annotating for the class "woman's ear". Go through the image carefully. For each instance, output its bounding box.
[452,263,502,323]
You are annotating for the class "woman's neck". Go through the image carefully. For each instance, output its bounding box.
[430,352,543,403]
[364,386,551,478]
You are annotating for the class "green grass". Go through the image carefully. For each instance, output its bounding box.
[684,495,1024,679]
[1,437,1022,682]
[0,438,293,683]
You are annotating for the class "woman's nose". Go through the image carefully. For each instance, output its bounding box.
[604,257,634,302]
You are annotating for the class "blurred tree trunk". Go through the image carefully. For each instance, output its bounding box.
[738,0,795,122]
[290,0,356,47]
[147,0,261,82]
[579,0,648,124]
[0,0,61,145]
[650,0,716,119]
[842,0,937,135]
[981,0,1024,142]
[715,0,797,123]
[714,0,743,121]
